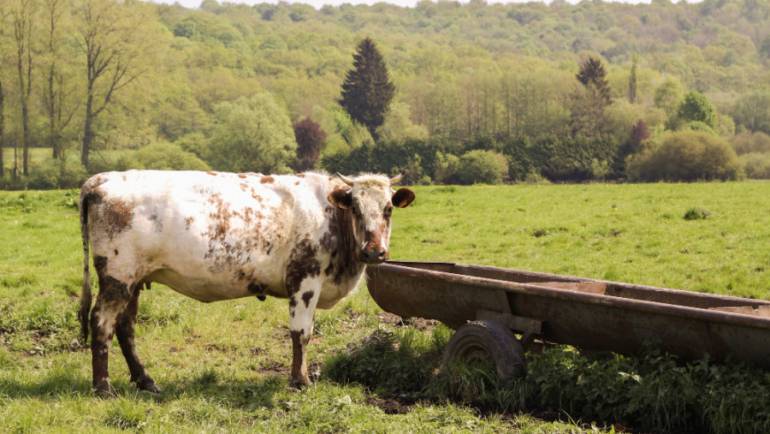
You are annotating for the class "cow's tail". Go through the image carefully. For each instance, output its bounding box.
[79,191,96,345]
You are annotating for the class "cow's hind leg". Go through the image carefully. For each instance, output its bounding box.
[90,257,132,397]
[116,285,159,393]
[288,277,322,388]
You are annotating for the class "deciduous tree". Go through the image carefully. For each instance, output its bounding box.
[292,117,326,172]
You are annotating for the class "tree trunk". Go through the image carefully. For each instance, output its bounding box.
[0,81,4,179]
[48,64,59,159]
[81,89,94,169]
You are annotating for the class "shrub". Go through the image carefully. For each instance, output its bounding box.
[433,152,460,184]
[24,155,88,189]
[116,142,210,171]
[321,140,440,180]
[683,207,711,220]
[740,152,770,179]
[455,150,508,184]
[731,132,770,155]
[626,131,740,182]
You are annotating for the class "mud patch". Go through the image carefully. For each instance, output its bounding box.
[378,312,437,331]
[365,395,412,414]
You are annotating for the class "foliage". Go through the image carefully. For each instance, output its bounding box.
[732,91,770,135]
[206,94,296,173]
[731,132,770,155]
[119,142,210,171]
[293,117,326,172]
[455,150,509,185]
[676,92,717,129]
[740,152,770,179]
[626,131,740,182]
[576,56,611,106]
[338,38,395,141]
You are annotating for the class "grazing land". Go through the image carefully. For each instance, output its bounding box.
[1,182,770,432]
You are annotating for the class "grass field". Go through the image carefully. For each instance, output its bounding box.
[2,182,770,432]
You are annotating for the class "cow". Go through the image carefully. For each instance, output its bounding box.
[78,170,415,397]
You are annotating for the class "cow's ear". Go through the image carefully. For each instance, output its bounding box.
[328,188,353,209]
[392,188,415,208]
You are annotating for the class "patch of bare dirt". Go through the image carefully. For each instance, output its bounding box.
[377,312,438,331]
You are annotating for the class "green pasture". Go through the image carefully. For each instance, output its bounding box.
[1,182,770,432]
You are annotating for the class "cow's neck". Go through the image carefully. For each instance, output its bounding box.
[326,207,364,285]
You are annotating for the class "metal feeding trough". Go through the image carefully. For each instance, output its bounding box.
[366,261,770,380]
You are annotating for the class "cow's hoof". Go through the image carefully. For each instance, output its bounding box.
[134,376,161,394]
[94,381,116,399]
[289,375,312,389]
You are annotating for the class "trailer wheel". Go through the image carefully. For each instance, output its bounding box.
[442,320,526,382]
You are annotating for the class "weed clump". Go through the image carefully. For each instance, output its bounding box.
[327,329,770,433]
[684,207,711,220]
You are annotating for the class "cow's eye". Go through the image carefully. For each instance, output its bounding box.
[384,205,393,218]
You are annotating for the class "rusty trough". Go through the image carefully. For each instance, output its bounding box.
[366,261,770,379]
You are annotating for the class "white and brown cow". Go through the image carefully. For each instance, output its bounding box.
[78,170,415,396]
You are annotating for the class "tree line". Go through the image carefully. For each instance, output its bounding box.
[1,0,770,188]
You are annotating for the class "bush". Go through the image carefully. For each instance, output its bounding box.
[683,207,711,220]
[321,140,440,180]
[122,142,211,171]
[24,155,88,189]
[433,152,461,184]
[626,131,741,182]
[456,150,508,184]
[740,152,770,179]
[731,132,770,155]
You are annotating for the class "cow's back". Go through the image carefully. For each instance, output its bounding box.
[82,170,327,302]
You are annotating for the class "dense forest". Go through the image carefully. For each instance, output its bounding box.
[1,0,770,187]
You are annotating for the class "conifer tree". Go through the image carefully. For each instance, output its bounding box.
[339,38,395,141]
[628,56,638,104]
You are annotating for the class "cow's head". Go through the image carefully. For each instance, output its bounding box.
[327,173,415,264]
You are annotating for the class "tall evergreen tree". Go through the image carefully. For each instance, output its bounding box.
[628,56,638,104]
[339,38,395,141]
[576,56,611,105]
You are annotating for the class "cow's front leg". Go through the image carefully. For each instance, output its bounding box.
[288,277,322,387]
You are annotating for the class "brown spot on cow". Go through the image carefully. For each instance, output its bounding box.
[239,183,248,192]
[102,198,134,239]
[184,217,194,230]
[260,176,274,184]
[297,173,305,178]
[238,173,247,179]
[285,238,320,295]
[301,291,314,308]
[206,171,217,176]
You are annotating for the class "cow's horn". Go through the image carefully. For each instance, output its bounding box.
[336,172,355,186]
[390,174,403,184]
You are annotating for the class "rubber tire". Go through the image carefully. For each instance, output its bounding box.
[442,320,526,382]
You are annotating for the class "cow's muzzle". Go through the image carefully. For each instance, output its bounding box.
[360,246,388,264]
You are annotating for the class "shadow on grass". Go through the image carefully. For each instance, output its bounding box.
[0,366,283,411]
[324,328,770,434]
